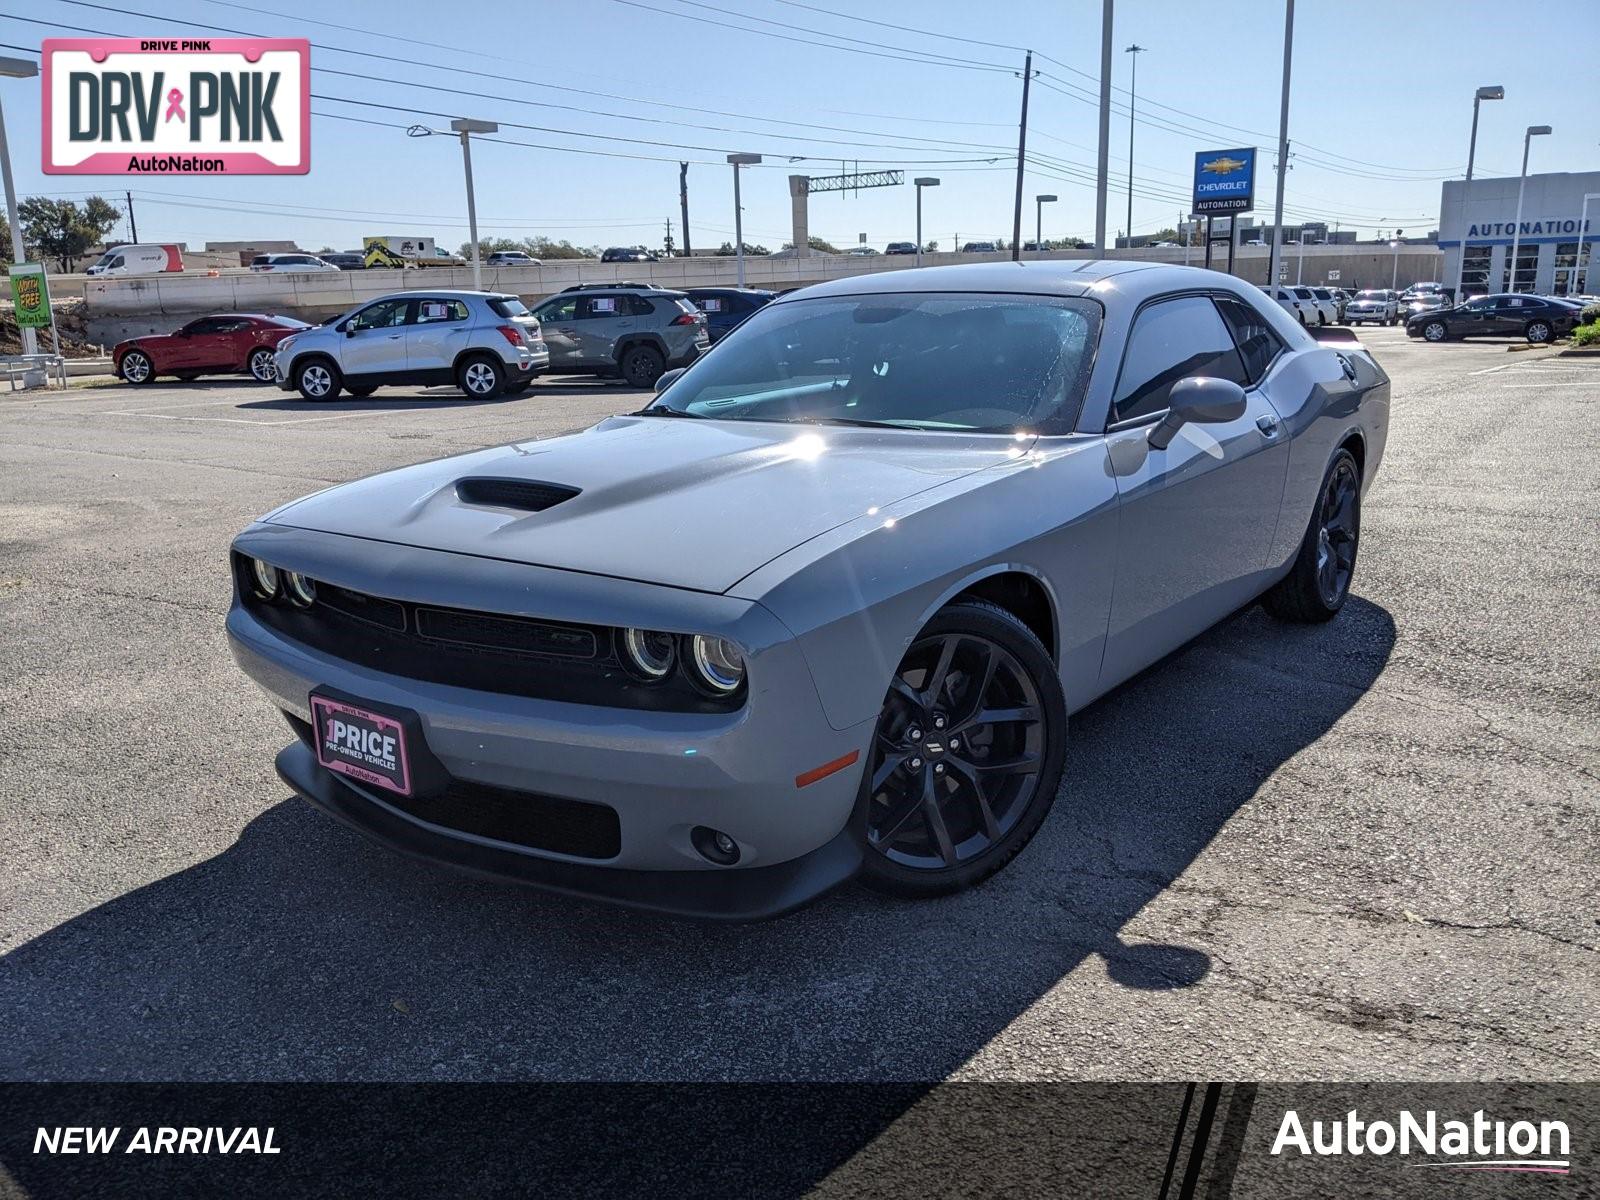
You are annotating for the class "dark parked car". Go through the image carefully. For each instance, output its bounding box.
[684,287,775,342]
[884,242,917,255]
[320,252,366,271]
[1406,294,1579,344]
[601,247,656,263]
[115,313,312,385]
[961,241,999,254]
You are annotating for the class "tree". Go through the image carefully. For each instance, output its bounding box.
[1148,227,1179,244]
[714,240,769,256]
[19,196,123,272]
[780,236,841,254]
[922,240,938,253]
[458,236,601,260]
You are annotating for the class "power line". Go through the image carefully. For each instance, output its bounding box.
[764,0,1028,53]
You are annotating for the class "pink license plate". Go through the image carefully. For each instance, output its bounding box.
[310,694,411,796]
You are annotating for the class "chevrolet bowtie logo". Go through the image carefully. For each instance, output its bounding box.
[1201,156,1247,176]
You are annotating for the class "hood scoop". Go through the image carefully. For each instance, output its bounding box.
[455,477,580,513]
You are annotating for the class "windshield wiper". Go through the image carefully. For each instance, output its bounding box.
[632,406,703,418]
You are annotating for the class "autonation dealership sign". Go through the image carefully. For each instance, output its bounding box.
[1192,147,1256,214]
[42,38,309,175]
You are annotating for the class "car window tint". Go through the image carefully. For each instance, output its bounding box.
[184,318,220,335]
[698,296,725,313]
[350,299,412,330]
[628,295,657,316]
[1112,295,1248,425]
[579,296,623,319]
[416,299,469,324]
[489,297,531,318]
[1214,295,1284,386]
[536,297,577,323]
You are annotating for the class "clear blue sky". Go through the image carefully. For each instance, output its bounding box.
[3,0,1595,253]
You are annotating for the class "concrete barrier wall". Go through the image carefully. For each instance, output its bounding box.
[78,244,1444,342]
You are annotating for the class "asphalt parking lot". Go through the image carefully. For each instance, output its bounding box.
[1,326,1595,1083]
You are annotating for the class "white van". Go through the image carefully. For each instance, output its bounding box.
[85,244,184,277]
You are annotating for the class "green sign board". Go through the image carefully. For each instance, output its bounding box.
[9,264,51,329]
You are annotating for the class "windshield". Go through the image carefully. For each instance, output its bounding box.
[1355,291,1386,300]
[647,292,1100,434]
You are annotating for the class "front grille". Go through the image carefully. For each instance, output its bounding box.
[389,779,620,860]
[240,557,737,713]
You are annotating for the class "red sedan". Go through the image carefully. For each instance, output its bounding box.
[115,314,312,385]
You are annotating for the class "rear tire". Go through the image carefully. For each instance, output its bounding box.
[619,344,665,389]
[1262,450,1361,624]
[119,350,155,384]
[457,354,505,399]
[858,600,1067,899]
[1525,320,1553,344]
[294,358,341,402]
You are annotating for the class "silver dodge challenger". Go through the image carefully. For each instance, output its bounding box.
[228,262,1389,919]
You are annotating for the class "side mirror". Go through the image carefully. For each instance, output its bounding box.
[1147,377,1248,450]
[343,324,356,337]
[654,367,686,394]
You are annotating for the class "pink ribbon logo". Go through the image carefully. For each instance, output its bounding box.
[164,88,185,123]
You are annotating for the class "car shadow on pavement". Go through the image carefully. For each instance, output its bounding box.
[0,598,1394,1083]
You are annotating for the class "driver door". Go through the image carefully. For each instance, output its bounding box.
[340,298,414,375]
[1098,294,1291,688]
[532,295,581,367]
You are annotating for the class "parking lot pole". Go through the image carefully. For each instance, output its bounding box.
[1452,86,1503,300]
[449,119,498,293]
[914,178,939,267]
[1093,0,1113,255]
[0,58,39,357]
[1505,125,1552,294]
[1577,193,1600,295]
[1266,0,1294,302]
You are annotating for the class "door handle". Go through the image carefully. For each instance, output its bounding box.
[1256,414,1281,438]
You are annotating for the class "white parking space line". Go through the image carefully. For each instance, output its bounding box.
[102,408,396,425]
[1496,381,1600,389]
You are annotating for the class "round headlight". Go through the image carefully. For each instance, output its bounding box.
[284,571,316,608]
[250,557,281,599]
[688,635,746,695]
[620,628,676,681]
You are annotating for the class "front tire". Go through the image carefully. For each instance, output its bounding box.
[248,347,277,382]
[295,358,341,402]
[1422,320,1447,342]
[119,350,155,384]
[858,600,1067,898]
[457,354,505,399]
[1262,450,1361,624]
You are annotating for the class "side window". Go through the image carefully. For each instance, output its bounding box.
[698,295,726,313]
[628,295,656,317]
[349,299,412,331]
[212,318,252,334]
[1214,295,1285,386]
[1465,298,1494,313]
[536,297,577,324]
[183,318,221,335]
[1111,296,1248,425]
[579,296,623,320]
[415,299,468,324]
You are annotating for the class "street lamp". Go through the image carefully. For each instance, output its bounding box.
[914,177,939,267]
[1576,192,1600,297]
[1295,230,1309,284]
[1124,45,1145,253]
[1034,194,1057,258]
[1504,125,1551,294]
[449,118,498,292]
[1389,238,1402,290]
[1451,85,1503,301]
[0,55,40,357]
[727,153,762,286]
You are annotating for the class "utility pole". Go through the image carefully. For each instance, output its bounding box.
[1124,44,1144,252]
[1266,0,1294,301]
[1011,50,1033,262]
[1094,0,1112,254]
[126,190,138,242]
[679,162,691,257]
[662,218,675,258]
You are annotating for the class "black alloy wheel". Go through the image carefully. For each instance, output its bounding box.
[859,602,1066,896]
[1263,449,1361,623]
[620,344,665,388]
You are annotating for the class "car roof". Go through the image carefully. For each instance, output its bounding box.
[780,259,1249,308]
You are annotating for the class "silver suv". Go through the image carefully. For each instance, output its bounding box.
[274,291,550,401]
[529,285,708,388]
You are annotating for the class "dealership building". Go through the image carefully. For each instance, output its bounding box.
[1439,170,1599,297]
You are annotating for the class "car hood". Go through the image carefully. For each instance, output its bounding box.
[265,416,1025,593]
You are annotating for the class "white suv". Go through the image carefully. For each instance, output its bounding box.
[1260,285,1309,324]
[274,290,550,401]
[250,253,340,273]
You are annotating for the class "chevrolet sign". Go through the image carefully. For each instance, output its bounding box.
[1192,147,1256,214]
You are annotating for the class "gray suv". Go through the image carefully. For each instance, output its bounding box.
[529,285,709,388]
[274,291,550,401]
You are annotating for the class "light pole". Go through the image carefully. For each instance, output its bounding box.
[1295,231,1308,284]
[0,55,40,357]
[1576,192,1600,296]
[1390,239,1402,290]
[1035,194,1057,257]
[1504,125,1551,294]
[439,118,499,291]
[914,177,939,267]
[727,153,762,287]
[1266,0,1294,304]
[1124,44,1145,252]
[1451,85,1503,301]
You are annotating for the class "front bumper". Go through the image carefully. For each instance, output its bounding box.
[227,527,874,917]
[275,740,861,920]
